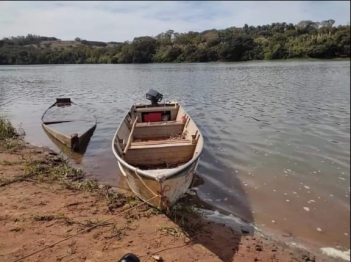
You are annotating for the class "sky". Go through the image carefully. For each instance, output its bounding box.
[0,1,350,42]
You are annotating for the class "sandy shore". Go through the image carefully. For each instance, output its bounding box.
[0,136,338,262]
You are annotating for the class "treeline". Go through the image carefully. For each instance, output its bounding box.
[0,35,59,46]
[0,19,349,65]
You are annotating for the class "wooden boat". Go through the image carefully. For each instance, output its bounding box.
[41,127,86,164]
[112,90,204,211]
[41,98,97,152]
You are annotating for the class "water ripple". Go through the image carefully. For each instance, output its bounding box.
[0,61,350,250]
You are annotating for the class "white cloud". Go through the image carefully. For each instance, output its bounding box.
[0,1,349,42]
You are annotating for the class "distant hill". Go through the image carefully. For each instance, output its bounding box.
[0,20,349,65]
[24,40,122,49]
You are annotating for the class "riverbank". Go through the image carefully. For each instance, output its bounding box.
[0,121,342,261]
[0,57,350,66]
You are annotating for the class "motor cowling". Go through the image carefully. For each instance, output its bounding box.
[146,89,163,106]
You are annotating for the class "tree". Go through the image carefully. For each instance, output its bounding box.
[0,19,349,65]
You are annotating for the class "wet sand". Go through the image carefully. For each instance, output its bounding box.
[0,136,338,262]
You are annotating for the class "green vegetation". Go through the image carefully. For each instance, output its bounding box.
[0,117,18,139]
[0,19,349,64]
[0,117,25,151]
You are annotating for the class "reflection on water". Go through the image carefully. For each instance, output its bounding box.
[42,126,94,160]
[0,61,350,251]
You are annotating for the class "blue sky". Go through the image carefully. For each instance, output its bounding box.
[0,1,349,42]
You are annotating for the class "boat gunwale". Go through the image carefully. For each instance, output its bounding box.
[111,101,204,180]
[41,99,97,138]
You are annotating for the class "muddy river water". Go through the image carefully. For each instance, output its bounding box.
[0,61,349,254]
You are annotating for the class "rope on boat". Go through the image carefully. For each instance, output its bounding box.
[13,195,159,262]
[133,169,171,210]
[134,169,158,197]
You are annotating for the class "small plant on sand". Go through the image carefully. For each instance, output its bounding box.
[23,160,46,176]
[108,225,127,240]
[78,218,111,233]
[0,159,45,187]
[0,117,25,152]
[143,206,162,217]
[32,214,56,222]
[157,225,182,238]
[0,117,18,140]
[126,195,142,207]
[167,199,203,237]
[0,117,25,139]
[74,178,99,191]
[97,186,127,211]
[2,139,23,151]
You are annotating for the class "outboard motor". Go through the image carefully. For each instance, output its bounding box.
[146,89,163,106]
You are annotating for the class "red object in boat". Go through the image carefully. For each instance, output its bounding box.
[144,112,162,122]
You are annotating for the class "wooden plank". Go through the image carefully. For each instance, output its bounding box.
[131,141,190,148]
[131,139,190,147]
[135,121,183,127]
[134,124,184,140]
[124,144,196,167]
[134,103,178,109]
[123,116,138,155]
[43,119,93,125]
[134,106,178,113]
[42,124,72,148]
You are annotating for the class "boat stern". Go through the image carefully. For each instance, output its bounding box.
[118,159,200,210]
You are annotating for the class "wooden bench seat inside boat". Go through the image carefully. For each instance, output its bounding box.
[115,102,202,171]
[133,121,185,140]
[124,142,196,167]
[131,139,190,147]
[135,120,184,127]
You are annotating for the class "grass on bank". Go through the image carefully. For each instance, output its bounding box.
[0,117,26,151]
[0,117,20,140]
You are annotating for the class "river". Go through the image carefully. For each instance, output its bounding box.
[0,60,349,253]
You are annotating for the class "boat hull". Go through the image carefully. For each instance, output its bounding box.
[41,98,97,153]
[112,101,204,210]
[117,157,200,210]
[42,123,96,153]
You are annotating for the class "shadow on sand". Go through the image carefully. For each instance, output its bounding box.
[165,145,255,262]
